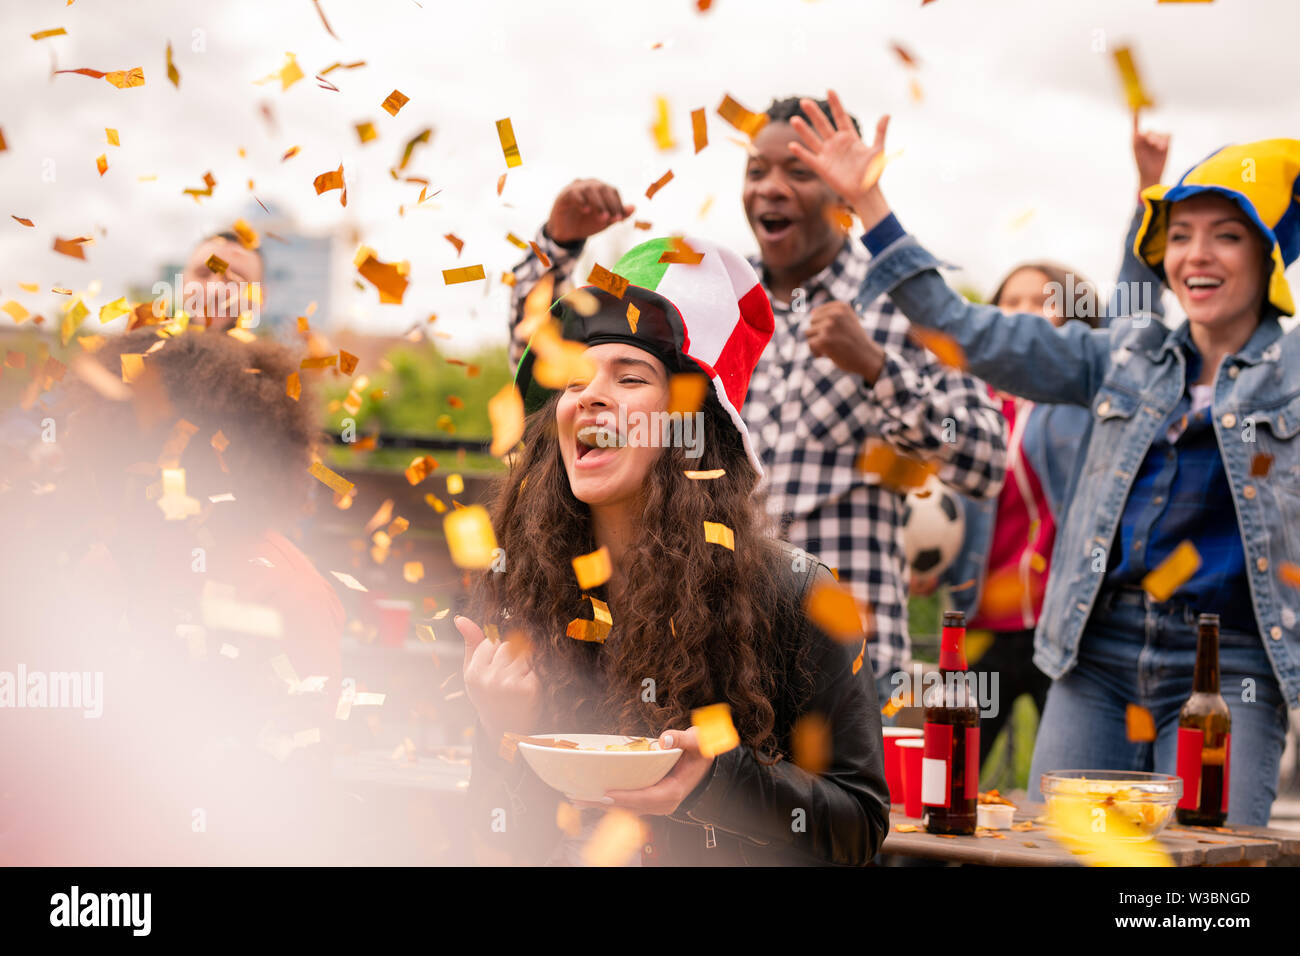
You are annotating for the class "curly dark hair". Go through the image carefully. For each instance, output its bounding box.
[765,96,862,136]
[471,391,816,763]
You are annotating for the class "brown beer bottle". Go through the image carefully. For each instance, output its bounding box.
[922,611,979,835]
[1175,613,1231,826]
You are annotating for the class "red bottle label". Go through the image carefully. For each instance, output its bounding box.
[921,722,952,807]
[965,725,980,800]
[938,626,967,672]
[1176,727,1202,811]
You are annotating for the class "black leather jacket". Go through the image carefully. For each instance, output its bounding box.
[465,545,890,866]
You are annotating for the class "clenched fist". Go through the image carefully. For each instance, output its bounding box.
[458,615,542,743]
[546,179,636,244]
[805,301,885,383]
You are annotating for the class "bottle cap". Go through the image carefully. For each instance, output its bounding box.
[1198,613,1220,627]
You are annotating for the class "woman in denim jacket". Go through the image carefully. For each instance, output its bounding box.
[787,90,1299,825]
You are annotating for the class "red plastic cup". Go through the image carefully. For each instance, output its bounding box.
[375,599,413,648]
[897,738,926,819]
[883,728,924,806]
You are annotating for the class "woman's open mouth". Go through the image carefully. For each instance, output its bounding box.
[1184,274,1224,302]
[575,425,622,467]
[756,213,796,244]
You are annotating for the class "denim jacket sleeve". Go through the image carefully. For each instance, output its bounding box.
[856,235,1115,408]
[1108,204,1166,328]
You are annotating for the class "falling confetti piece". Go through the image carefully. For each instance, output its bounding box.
[396,127,432,171]
[206,254,228,275]
[312,0,340,38]
[105,128,120,147]
[445,473,465,496]
[556,803,583,836]
[703,521,735,551]
[309,460,355,497]
[331,570,367,591]
[381,89,409,116]
[255,52,304,91]
[53,236,87,260]
[1250,454,1273,477]
[165,40,180,87]
[567,595,613,643]
[355,121,377,144]
[587,263,630,299]
[356,249,410,304]
[506,232,528,250]
[650,96,676,151]
[1141,541,1200,602]
[645,170,673,200]
[120,353,145,383]
[582,809,646,867]
[281,146,300,161]
[856,438,937,492]
[894,824,921,833]
[403,561,424,583]
[657,236,704,265]
[445,504,498,569]
[861,148,902,192]
[405,454,437,485]
[285,372,301,401]
[444,233,464,255]
[626,302,640,333]
[497,173,507,196]
[692,703,740,757]
[488,383,525,456]
[496,117,522,168]
[804,580,867,643]
[1278,563,1300,588]
[338,350,359,375]
[691,107,708,153]
[909,327,967,370]
[684,468,725,480]
[300,354,337,369]
[716,93,768,138]
[976,564,1044,621]
[1126,703,1156,742]
[313,163,347,205]
[667,373,709,414]
[792,713,831,773]
[2,301,30,323]
[31,27,68,40]
[572,546,612,589]
[55,66,145,88]
[442,264,485,285]
[528,240,551,268]
[633,220,652,230]
[1112,46,1154,112]
[12,216,34,227]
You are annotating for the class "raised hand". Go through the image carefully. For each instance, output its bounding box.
[786,90,890,210]
[546,179,636,244]
[458,615,542,742]
[1133,113,1171,195]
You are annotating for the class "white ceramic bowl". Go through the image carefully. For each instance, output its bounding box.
[516,733,683,802]
[977,803,1016,829]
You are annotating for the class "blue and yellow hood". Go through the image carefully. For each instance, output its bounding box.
[1135,139,1300,316]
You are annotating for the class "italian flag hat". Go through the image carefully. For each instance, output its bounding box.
[514,236,774,475]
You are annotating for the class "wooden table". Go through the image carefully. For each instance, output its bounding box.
[880,802,1300,866]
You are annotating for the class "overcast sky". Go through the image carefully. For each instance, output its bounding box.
[2,0,1297,352]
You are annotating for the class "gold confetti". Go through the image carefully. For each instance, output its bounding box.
[31,27,67,40]
[1112,46,1154,112]
[230,218,259,250]
[556,803,583,837]
[104,128,120,148]
[497,173,507,196]
[281,146,300,162]
[2,301,29,323]
[691,107,707,153]
[205,254,228,275]
[909,327,966,370]
[626,302,640,333]
[586,263,630,299]
[650,96,676,150]
[633,220,652,230]
[355,121,377,144]
[444,233,464,255]
[331,570,367,592]
[567,595,613,643]
[166,40,180,87]
[1125,703,1156,743]
[1278,563,1300,588]
[792,713,831,774]
[1141,541,1200,602]
[528,240,551,268]
[55,66,145,88]
[339,350,359,375]
[405,454,437,485]
[285,372,301,401]
[804,580,867,643]
[683,469,725,480]
[582,809,645,867]
[667,373,709,414]
[496,117,522,167]
[442,264,486,285]
[703,521,735,551]
[356,250,410,304]
[861,148,901,192]
[313,163,347,205]
[53,236,87,259]
[445,473,464,496]
[308,461,355,497]
[403,561,424,583]
[488,383,525,456]
[381,89,409,116]
[120,353,145,383]
[692,703,740,757]
[572,546,612,589]
[505,232,529,250]
[445,505,498,569]
[300,354,338,370]
[255,52,303,91]
[856,438,937,492]
[1250,454,1273,477]
[12,216,34,227]
[645,169,674,200]
[716,93,768,138]
[657,236,704,265]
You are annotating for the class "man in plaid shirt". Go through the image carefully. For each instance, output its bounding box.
[503,97,1006,705]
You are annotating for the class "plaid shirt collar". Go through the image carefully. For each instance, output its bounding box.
[747,238,869,314]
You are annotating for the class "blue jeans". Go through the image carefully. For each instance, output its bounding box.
[1028,588,1290,826]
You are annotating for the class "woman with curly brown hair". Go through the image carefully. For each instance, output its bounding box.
[459,236,890,866]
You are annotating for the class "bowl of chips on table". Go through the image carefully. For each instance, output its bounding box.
[1041,770,1182,841]
[512,733,682,802]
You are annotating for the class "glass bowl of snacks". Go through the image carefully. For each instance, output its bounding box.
[512,734,682,802]
[1041,770,1182,841]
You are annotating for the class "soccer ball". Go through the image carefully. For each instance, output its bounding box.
[900,476,965,578]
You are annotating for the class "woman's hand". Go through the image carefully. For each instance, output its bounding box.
[786,89,892,229]
[571,727,716,815]
[458,615,542,743]
[1133,113,1171,196]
